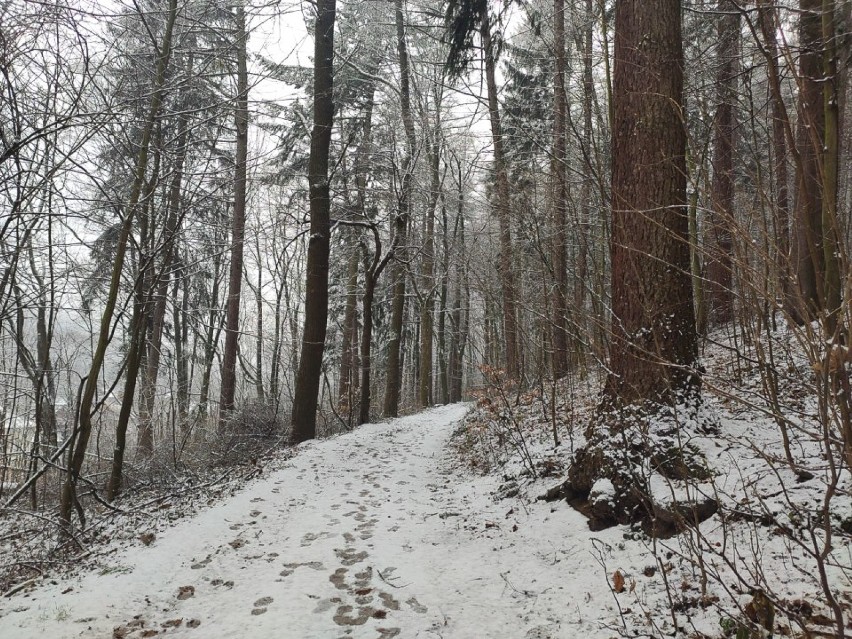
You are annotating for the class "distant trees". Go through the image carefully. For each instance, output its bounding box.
[2,0,851,541]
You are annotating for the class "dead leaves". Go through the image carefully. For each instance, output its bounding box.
[612,570,625,593]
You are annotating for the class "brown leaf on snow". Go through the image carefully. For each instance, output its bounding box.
[177,585,195,600]
[612,570,625,594]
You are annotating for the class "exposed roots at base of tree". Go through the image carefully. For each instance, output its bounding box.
[562,397,720,537]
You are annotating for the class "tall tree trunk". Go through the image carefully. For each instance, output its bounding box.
[706,0,739,325]
[757,3,791,297]
[551,0,570,378]
[199,250,224,417]
[173,268,190,424]
[109,143,162,495]
[603,0,697,407]
[289,0,336,443]
[419,127,440,408]
[575,0,594,357]
[138,102,189,454]
[219,2,249,418]
[340,73,376,410]
[481,11,520,380]
[792,0,827,320]
[448,168,468,403]
[59,0,178,526]
[106,283,146,501]
[254,240,265,401]
[339,248,360,407]
[821,0,842,331]
[383,0,415,418]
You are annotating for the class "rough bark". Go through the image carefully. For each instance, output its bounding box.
[565,0,713,536]
[289,0,336,443]
[603,0,697,407]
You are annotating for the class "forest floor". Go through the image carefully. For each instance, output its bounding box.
[1,329,852,639]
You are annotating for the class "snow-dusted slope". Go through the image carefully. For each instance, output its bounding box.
[0,404,629,639]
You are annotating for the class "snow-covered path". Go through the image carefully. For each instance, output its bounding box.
[0,404,629,639]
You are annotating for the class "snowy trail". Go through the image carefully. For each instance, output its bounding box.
[0,404,627,639]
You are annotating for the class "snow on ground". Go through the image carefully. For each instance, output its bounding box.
[1,403,637,639]
[2,339,851,639]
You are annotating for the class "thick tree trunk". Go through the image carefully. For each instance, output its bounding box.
[574,0,594,360]
[706,0,739,325]
[567,0,714,534]
[290,0,336,443]
[481,12,521,381]
[219,3,249,418]
[603,0,697,407]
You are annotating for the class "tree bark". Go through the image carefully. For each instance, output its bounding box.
[481,11,520,380]
[706,0,739,326]
[792,0,827,320]
[383,0,415,418]
[821,0,842,331]
[603,0,697,407]
[418,127,440,407]
[757,3,791,297]
[289,0,336,443]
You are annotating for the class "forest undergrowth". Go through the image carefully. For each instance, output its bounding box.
[0,404,296,596]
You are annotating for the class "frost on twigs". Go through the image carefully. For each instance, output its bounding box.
[566,392,720,536]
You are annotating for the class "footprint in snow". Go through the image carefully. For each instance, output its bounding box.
[335,547,368,566]
[406,597,428,613]
[252,596,273,615]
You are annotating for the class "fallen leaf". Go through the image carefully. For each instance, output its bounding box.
[612,570,625,594]
[177,585,195,600]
